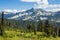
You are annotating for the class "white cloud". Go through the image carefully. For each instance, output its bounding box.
[34,0,60,11]
[3,9,18,13]
[3,9,26,14]
[50,8,60,12]
[21,0,60,12]
[21,0,41,2]
[21,0,48,8]
[45,4,60,12]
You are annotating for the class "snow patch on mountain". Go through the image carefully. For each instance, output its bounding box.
[23,16,32,20]
[40,17,48,20]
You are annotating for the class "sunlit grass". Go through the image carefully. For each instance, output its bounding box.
[0,30,60,40]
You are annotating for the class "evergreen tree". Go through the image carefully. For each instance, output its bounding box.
[8,21,12,27]
[37,20,44,32]
[56,27,59,36]
[27,23,33,32]
[54,27,59,37]
[44,20,52,36]
[27,23,36,35]
[58,27,60,37]
[33,24,36,35]
[0,12,5,36]
[53,27,57,37]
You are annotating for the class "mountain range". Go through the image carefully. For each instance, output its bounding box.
[0,8,60,22]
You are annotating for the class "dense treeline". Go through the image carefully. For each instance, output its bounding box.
[0,12,60,38]
[27,20,60,37]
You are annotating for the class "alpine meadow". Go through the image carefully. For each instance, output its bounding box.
[0,0,60,40]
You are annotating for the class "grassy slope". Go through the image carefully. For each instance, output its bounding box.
[0,29,60,40]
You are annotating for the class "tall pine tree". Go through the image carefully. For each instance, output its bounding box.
[0,12,5,36]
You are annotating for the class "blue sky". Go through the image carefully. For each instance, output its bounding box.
[0,0,60,12]
[0,0,35,11]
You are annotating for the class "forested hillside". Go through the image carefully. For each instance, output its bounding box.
[0,12,60,40]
